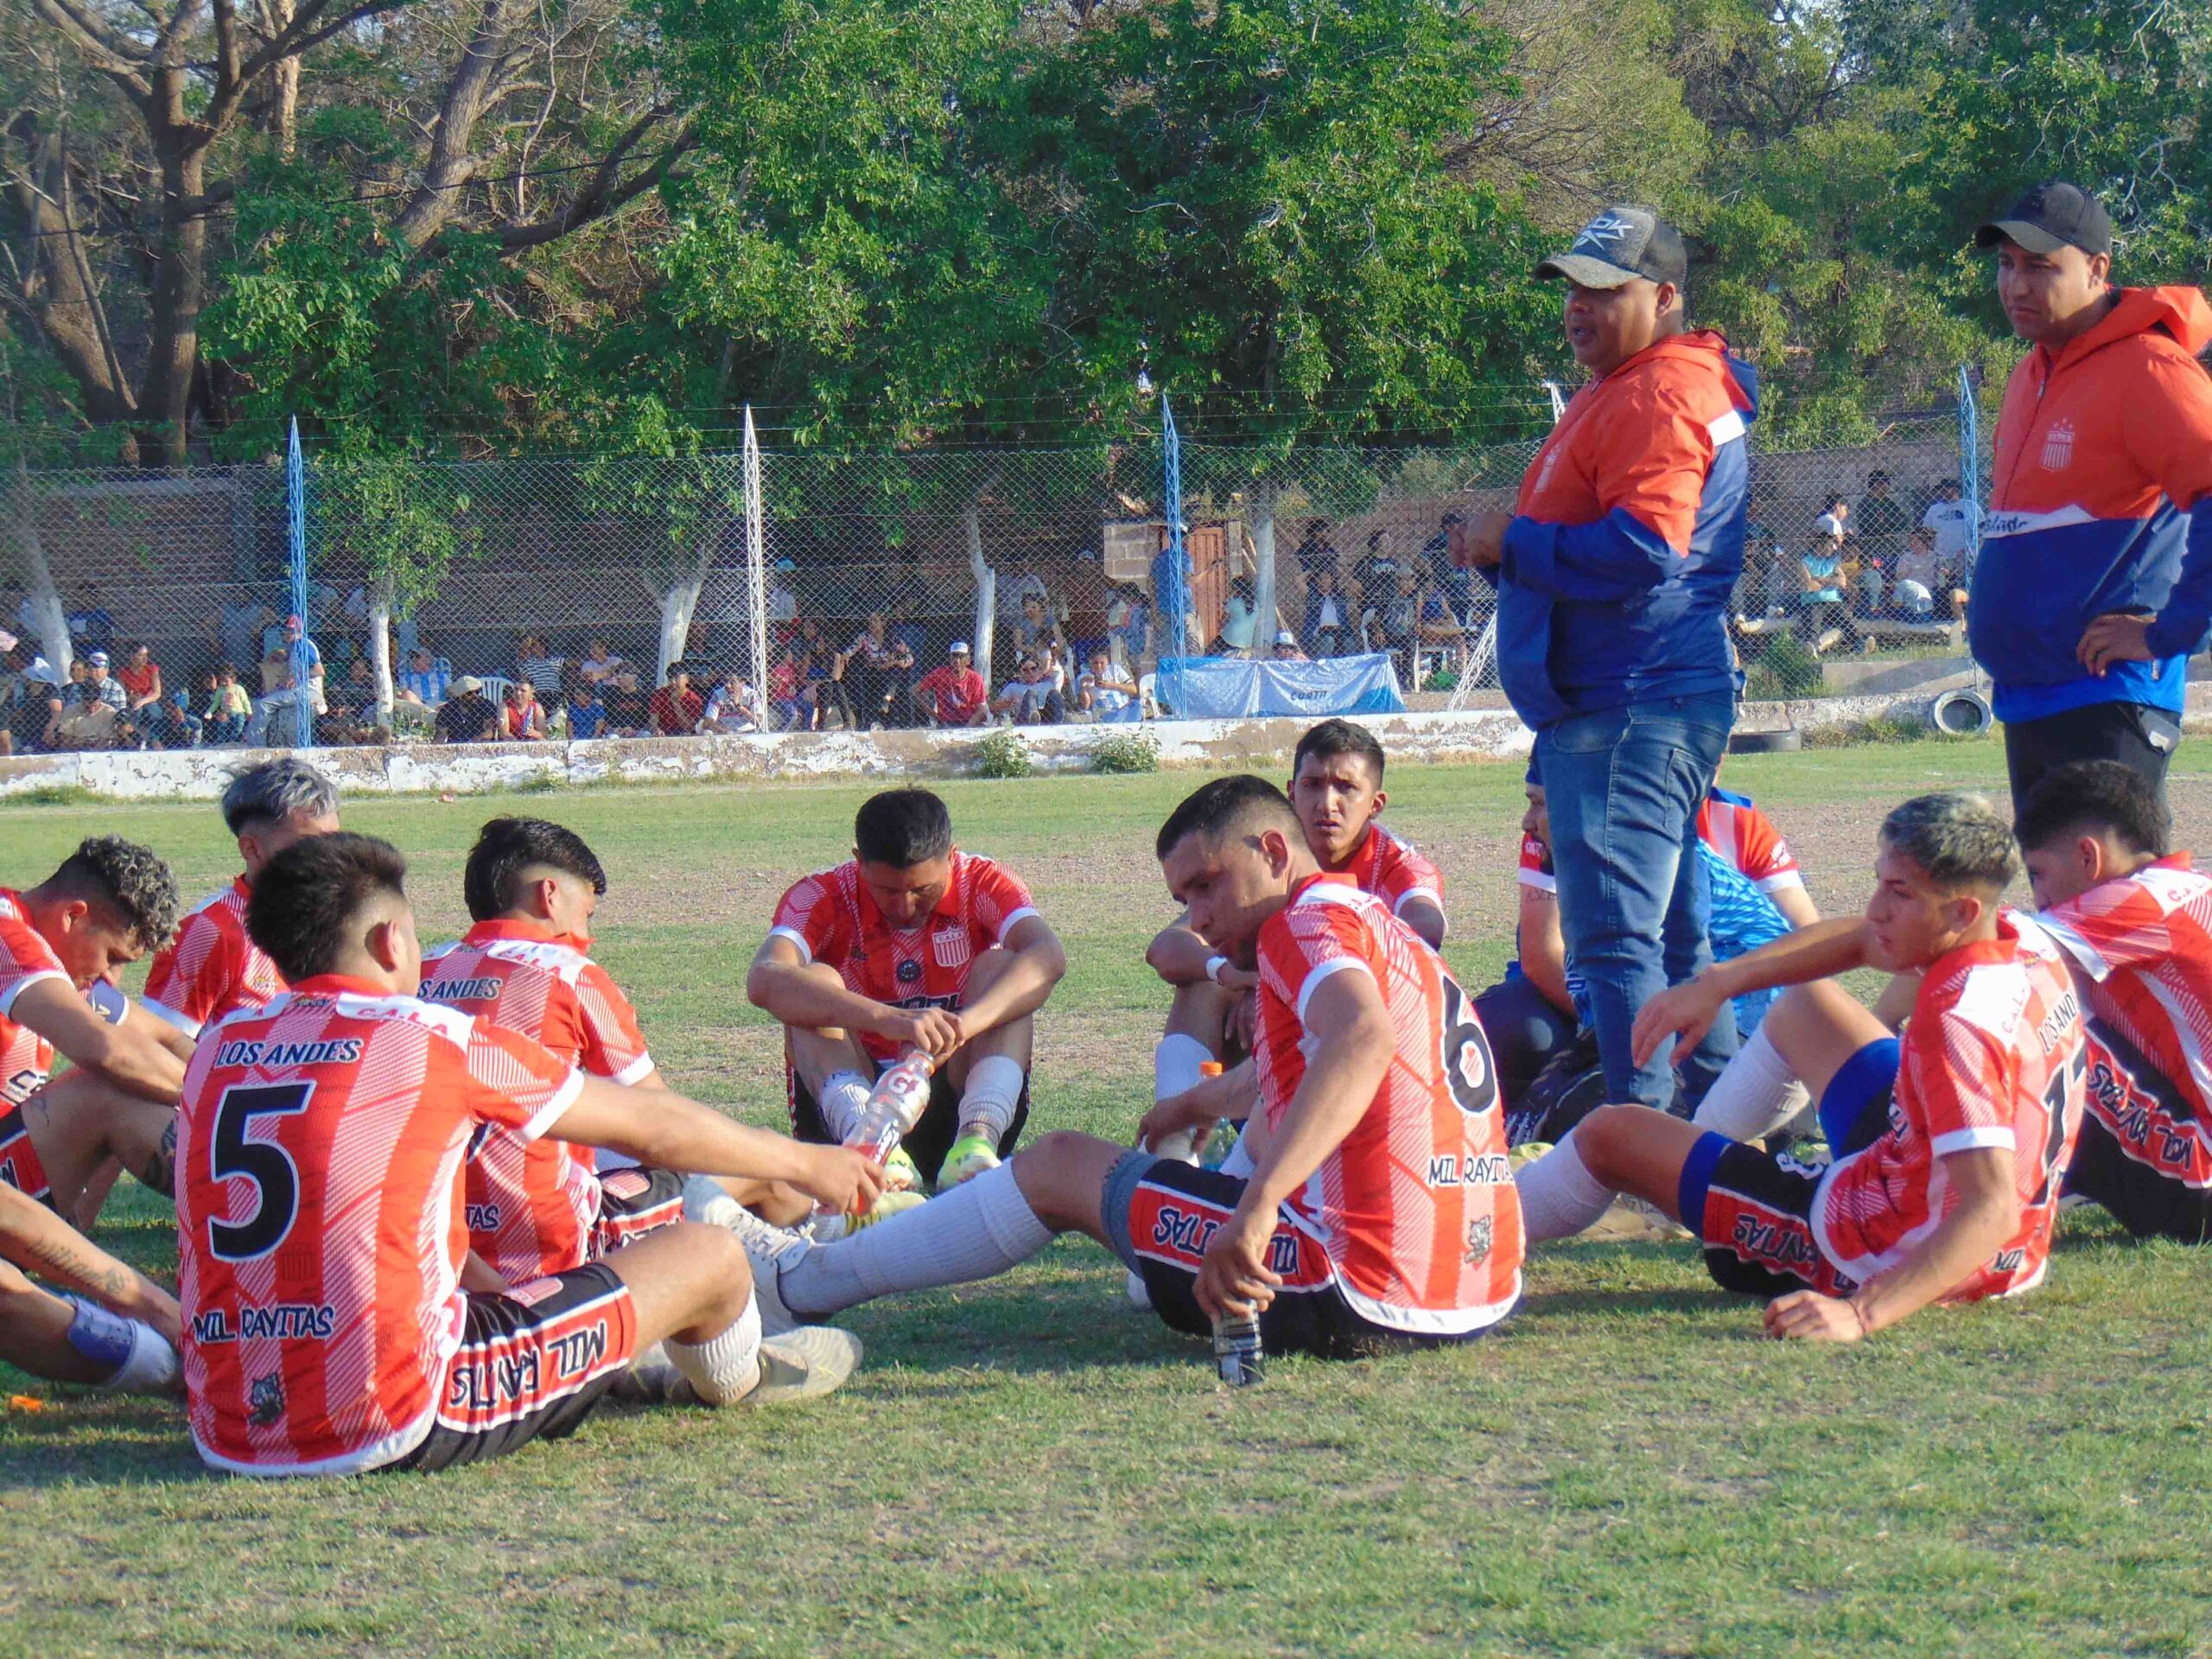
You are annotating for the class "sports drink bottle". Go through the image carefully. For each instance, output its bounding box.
[815,1050,935,1220]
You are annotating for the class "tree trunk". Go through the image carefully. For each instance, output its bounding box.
[964,494,995,687]
[1248,485,1280,652]
[141,80,209,466]
[9,457,73,678]
[368,585,395,727]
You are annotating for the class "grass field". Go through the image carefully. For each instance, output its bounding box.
[5,741,2212,1659]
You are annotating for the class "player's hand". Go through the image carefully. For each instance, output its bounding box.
[1194,1199,1283,1323]
[1631,977,1726,1069]
[799,1144,889,1217]
[1212,962,1260,993]
[1137,1084,1217,1154]
[1447,511,1512,570]
[2077,611,2158,677]
[1764,1290,1869,1343]
[880,1005,963,1058]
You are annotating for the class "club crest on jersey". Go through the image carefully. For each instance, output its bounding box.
[247,1370,286,1427]
[2038,418,2075,472]
[931,928,972,970]
[1465,1215,1493,1268]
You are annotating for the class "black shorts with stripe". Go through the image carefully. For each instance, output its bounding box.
[1101,1153,1502,1360]
[789,1066,1028,1186]
[589,1164,686,1258]
[2064,1020,2212,1244]
[0,1100,53,1209]
[397,1262,638,1473]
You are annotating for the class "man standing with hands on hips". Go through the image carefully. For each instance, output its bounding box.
[1452,206,1758,1110]
[1968,181,2212,806]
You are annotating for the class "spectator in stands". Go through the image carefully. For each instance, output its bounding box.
[1292,519,1338,589]
[767,650,808,731]
[435,675,499,743]
[115,642,162,717]
[916,639,990,727]
[1919,478,1978,607]
[1814,493,1848,545]
[843,611,901,728]
[515,632,564,699]
[201,666,251,745]
[1065,551,1114,665]
[702,668,763,734]
[561,672,607,740]
[67,583,115,658]
[57,649,130,749]
[1269,629,1309,663]
[0,640,55,756]
[1214,578,1259,657]
[397,645,448,708]
[992,652,1065,725]
[1423,512,1472,627]
[602,670,652,737]
[1851,542,1888,620]
[649,662,706,735]
[768,560,800,644]
[577,637,626,686]
[214,597,275,679]
[997,568,1049,622]
[138,686,201,751]
[1894,528,1941,620]
[1856,469,1909,571]
[281,613,326,717]
[248,652,309,747]
[1351,530,1400,611]
[1302,565,1352,657]
[1077,648,1138,720]
[1364,566,1425,685]
[1796,526,1847,651]
[1107,584,1151,669]
[501,678,549,741]
[803,634,855,731]
[1012,591,1060,659]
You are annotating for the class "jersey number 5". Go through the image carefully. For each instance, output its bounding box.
[207,1082,314,1261]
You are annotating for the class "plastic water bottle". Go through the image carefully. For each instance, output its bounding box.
[814,1051,934,1221]
[1212,1313,1263,1387]
[1150,1059,1223,1166]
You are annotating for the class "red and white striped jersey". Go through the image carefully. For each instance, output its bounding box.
[2037,855,2212,1185]
[0,890,68,1107]
[175,976,582,1476]
[770,850,1039,1063]
[1252,873,1522,1335]
[419,920,654,1282]
[143,877,287,1037]
[1815,912,2087,1300]
[1697,787,1802,894]
[1334,824,1446,930]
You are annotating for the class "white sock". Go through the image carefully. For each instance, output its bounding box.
[1692,1027,1809,1143]
[104,1320,181,1394]
[781,1164,1052,1317]
[817,1070,874,1143]
[1154,1033,1211,1103]
[667,1296,763,1406]
[959,1055,1026,1141]
[1516,1129,1618,1243]
[1217,1125,1255,1179]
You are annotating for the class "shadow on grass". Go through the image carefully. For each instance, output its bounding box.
[0,1397,206,1488]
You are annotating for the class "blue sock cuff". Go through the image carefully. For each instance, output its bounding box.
[63,1295,136,1374]
[1675,1131,1733,1240]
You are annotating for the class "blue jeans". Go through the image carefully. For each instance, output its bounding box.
[1534,691,1738,1109]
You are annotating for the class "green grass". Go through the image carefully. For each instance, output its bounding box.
[4,741,2212,1658]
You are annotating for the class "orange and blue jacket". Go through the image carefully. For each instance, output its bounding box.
[1972,285,2212,720]
[1491,330,1757,728]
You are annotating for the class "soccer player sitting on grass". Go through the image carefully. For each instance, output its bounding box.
[1515,792,2088,1340]
[143,757,341,1039]
[1142,720,1446,1162]
[747,788,1066,1197]
[0,840,191,1395]
[421,817,824,1293]
[2006,762,2212,1244]
[175,834,885,1478]
[0,838,193,1238]
[737,776,1523,1357]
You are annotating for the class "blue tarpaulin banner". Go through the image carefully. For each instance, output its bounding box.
[1154,652,1406,720]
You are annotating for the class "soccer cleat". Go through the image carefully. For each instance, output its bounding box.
[610,1340,683,1403]
[1507,1140,1554,1173]
[809,1186,927,1243]
[1587,1194,1694,1243]
[739,1325,864,1408]
[938,1130,1001,1189]
[880,1146,923,1194]
[1124,1268,1152,1309]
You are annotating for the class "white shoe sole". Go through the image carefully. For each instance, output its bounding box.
[741,1325,863,1407]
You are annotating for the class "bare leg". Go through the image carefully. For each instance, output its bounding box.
[70,1158,124,1234]
[1571,1105,1711,1226]
[783,962,878,1097]
[600,1221,753,1348]
[938,947,1035,1090]
[1165,980,1236,1058]
[1007,1129,1130,1246]
[716,1177,812,1227]
[0,1261,109,1385]
[22,1071,178,1219]
[1760,980,1894,1105]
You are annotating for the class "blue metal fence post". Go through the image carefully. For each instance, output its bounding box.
[1956,365,1982,571]
[286,418,315,749]
[1160,397,1190,717]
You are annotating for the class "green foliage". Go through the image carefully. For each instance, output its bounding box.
[1088,728,1160,775]
[312,443,480,620]
[972,728,1033,779]
[1742,630,1825,701]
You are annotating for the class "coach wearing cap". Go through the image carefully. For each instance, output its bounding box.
[1452,206,1758,1109]
[1968,182,2212,804]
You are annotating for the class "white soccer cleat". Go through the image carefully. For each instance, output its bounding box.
[1587,1194,1694,1243]
[738,1325,864,1408]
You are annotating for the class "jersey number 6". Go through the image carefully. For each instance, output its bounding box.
[207,1082,315,1262]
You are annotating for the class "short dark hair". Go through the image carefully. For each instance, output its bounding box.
[2015,761,2171,860]
[464,817,608,921]
[855,789,953,868]
[1293,718,1386,785]
[1867,470,1891,487]
[48,836,181,950]
[222,756,340,836]
[1880,793,2019,894]
[246,832,410,983]
[1156,774,1300,861]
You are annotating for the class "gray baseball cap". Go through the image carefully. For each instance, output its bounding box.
[1974,181,2113,257]
[1535,207,1688,290]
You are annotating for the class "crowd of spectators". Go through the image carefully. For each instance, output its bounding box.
[1736,472,1980,656]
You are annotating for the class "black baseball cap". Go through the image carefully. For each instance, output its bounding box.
[1974,182,2113,257]
[1535,207,1688,290]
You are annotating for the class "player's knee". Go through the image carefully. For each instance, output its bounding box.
[0,1258,39,1302]
[1574,1103,1656,1185]
[1008,1131,1097,1224]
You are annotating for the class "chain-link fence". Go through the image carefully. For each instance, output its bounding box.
[3,397,1983,755]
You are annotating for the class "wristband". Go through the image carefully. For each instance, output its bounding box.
[1205,955,1230,986]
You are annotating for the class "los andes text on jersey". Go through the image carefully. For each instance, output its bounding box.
[424,977,503,1002]
[191,1300,337,1344]
[213,1038,365,1068]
